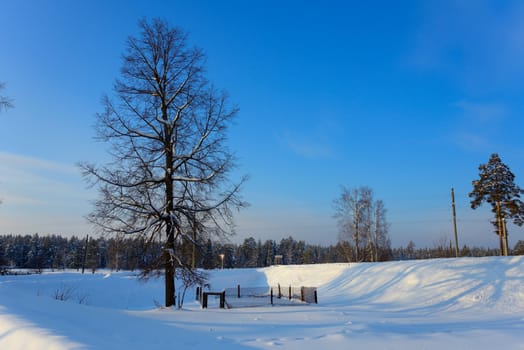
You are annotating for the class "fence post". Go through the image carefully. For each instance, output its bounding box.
[278,284,281,298]
[270,287,273,305]
[314,289,318,304]
[202,293,208,308]
[289,285,292,300]
[301,287,304,302]
[237,284,241,298]
[220,291,225,309]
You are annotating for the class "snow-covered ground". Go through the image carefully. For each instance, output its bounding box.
[1,256,524,349]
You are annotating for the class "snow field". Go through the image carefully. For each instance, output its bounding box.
[1,256,524,349]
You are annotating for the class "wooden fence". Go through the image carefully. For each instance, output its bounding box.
[197,284,317,309]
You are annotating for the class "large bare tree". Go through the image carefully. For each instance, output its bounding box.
[81,18,246,307]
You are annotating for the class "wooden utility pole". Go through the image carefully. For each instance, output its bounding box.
[451,188,459,257]
[81,234,89,274]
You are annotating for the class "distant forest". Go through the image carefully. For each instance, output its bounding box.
[2,234,523,272]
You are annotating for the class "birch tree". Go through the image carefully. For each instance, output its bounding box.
[333,186,390,262]
[372,199,390,261]
[81,18,246,307]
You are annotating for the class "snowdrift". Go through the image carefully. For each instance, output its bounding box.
[1,256,524,349]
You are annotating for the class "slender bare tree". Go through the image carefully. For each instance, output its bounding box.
[334,186,364,261]
[80,18,247,307]
[372,199,390,261]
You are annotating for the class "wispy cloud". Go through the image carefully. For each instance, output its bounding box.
[450,132,493,153]
[0,152,91,235]
[276,118,343,160]
[279,131,335,159]
[453,100,507,124]
[449,100,508,152]
[406,1,524,93]
[1,194,47,206]
[0,151,77,175]
[0,151,85,201]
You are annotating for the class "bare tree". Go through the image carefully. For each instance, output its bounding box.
[334,186,365,261]
[80,18,247,307]
[372,199,390,261]
[0,82,14,112]
[333,186,390,262]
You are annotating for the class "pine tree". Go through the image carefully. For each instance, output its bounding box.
[469,153,524,255]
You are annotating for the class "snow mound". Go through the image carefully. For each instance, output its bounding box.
[1,256,524,349]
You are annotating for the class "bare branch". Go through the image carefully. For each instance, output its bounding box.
[0,82,14,112]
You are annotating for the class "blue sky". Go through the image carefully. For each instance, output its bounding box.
[2,0,524,248]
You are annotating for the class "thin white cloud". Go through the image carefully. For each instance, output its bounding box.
[406,1,524,92]
[0,151,83,193]
[454,100,507,124]
[0,151,92,235]
[0,194,47,206]
[286,137,334,159]
[0,151,77,174]
[276,130,336,160]
[448,100,508,152]
[450,132,492,153]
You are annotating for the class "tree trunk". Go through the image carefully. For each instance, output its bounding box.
[496,201,504,256]
[502,218,509,256]
[191,217,196,269]
[374,206,379,262]
[164,236,175,307]
[164,97,176,307]
[353,222,359,262]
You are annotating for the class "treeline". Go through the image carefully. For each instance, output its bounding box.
[1,234,522,272]
[0,234,161,272]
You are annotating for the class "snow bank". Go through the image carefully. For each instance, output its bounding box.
[1,256,524,349]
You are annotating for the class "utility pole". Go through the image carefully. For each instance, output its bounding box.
[81,234,89,274]
[451,188,459,257]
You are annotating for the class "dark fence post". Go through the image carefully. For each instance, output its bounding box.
[237,284,241,298]
[301,287,304,302]
[278,284,281,298]
[270,287,273,305]
[289,285,292,300]
[220,291,225,309]
[314,289,318,304]
[202,292,208,308]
